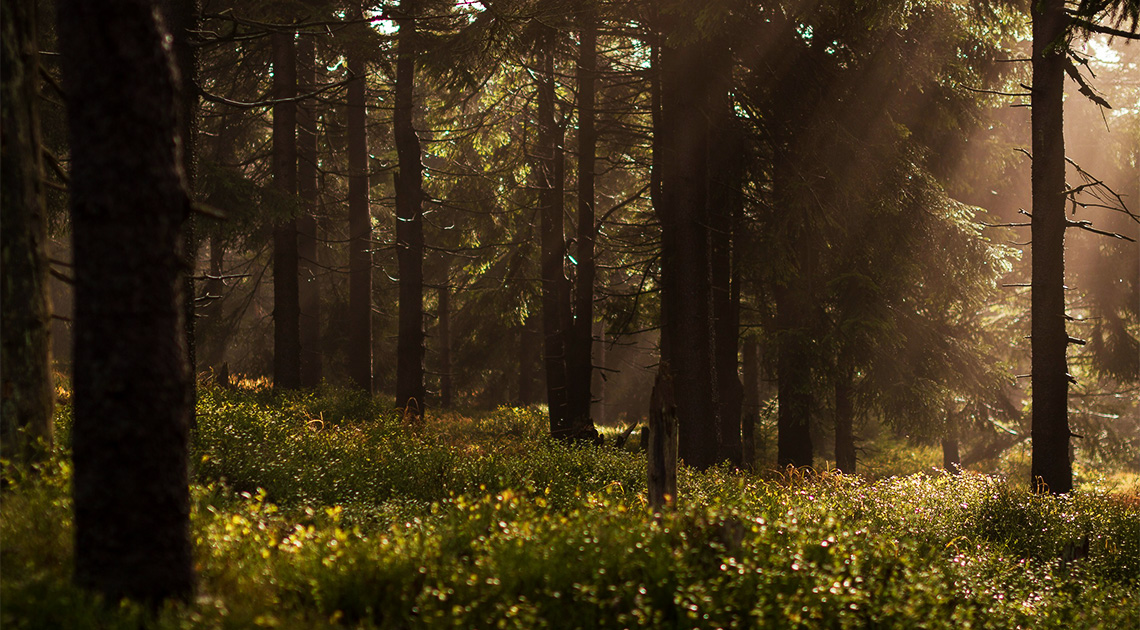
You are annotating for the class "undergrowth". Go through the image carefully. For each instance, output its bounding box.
[2,384,1137,629]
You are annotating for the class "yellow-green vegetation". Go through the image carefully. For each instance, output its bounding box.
[3,386,1138,629]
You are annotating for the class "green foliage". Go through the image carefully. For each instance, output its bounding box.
[192,387,646,524]
[3,390,1138,628]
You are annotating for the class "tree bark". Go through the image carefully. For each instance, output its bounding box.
[942,411,961,472]
[591,319,606,425]
[395,0,426,419]
[772,138,815,469]
[710,58,743,465]
[655,22,720,469]
[272,30,301,390]
[1029,0,1072,494]
[742,337,762,468]
[536,25,573,437]
[567,7,599,439]
[834,364,856,473]
[742,338,762,419]
[518,313,543,405]
[60,0,194,602]
[1,0,54,463]
[648,373,678,511]
[160,0,200,403]
[438,271,453,408]
[199,234,228,370]
[298,33,323,388]
[347,5,373,394]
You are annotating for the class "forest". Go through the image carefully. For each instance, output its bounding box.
[1,0,1138,627]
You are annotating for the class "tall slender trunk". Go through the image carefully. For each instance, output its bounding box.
[537,26,572,436]
[394,0,426,418]
[272,30,301,390]
[656,24,720,469]
[773,138,814,469]
[567,8,599,437]
[61,0,193,602]
[591,319,606,425]
[710,54,743,464]
[834,362,856,473]
[1029,0,1072,494]
[200,234,227,369]
[741,337,761,468]
[347,5,373,393]
[518,313,542,404]
[742,337,762,418]
[942,411,961,472]
[438,270,452,408]
[1,0,53,462]
[297,34,322,387]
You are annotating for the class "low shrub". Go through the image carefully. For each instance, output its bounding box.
[3,386,1136,628]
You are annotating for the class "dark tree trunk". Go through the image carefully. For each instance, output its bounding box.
[438,274,453,408]
[648,373,678,511]
[775,284,814,468]
[200,234,228,369]
[394,0,426,419]
[536,25,573,437]
[591,319,606,425]
[655,23,720,469]
[272,30,301,390]
[773,144,814,469]
[1,0,54,462]
[60,0,193,602]
[1029,0,1072,494]
[742,337,762,419]
[297,34,322,388]
[942,411,961,473]
[518,313,543,405]
[710,64,743,465]
[834,364,856,474]
[567,8,599,439]
[161,0,200,401]
[741,337,761,468]
[347,6,373,394]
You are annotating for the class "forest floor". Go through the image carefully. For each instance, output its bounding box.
[2,384,1138,629]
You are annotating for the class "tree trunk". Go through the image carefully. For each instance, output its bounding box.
[161,0,200,403]
[298,33,322,388]
[536,25,573,437]
[648,373,678,511]
[272,30,301,390]
[710,59,743,465]
[773,140,814,469]
[742,337,761,468]
[438,265,453,408]
[394,0,426,419]
[567,8,599,438]
[199,234,227,370]
[942,411,961,472]
[1029,0,1072,494]
[834,364,856,474]
[742,338,761,418]
[60,0,194,602]
[656,25,719,469]
[591,319,606,425]
[347,5,373,394]
[518,313,542,405]
[1,0,54,463]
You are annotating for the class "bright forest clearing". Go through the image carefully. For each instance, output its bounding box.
[3,385,1138,629]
